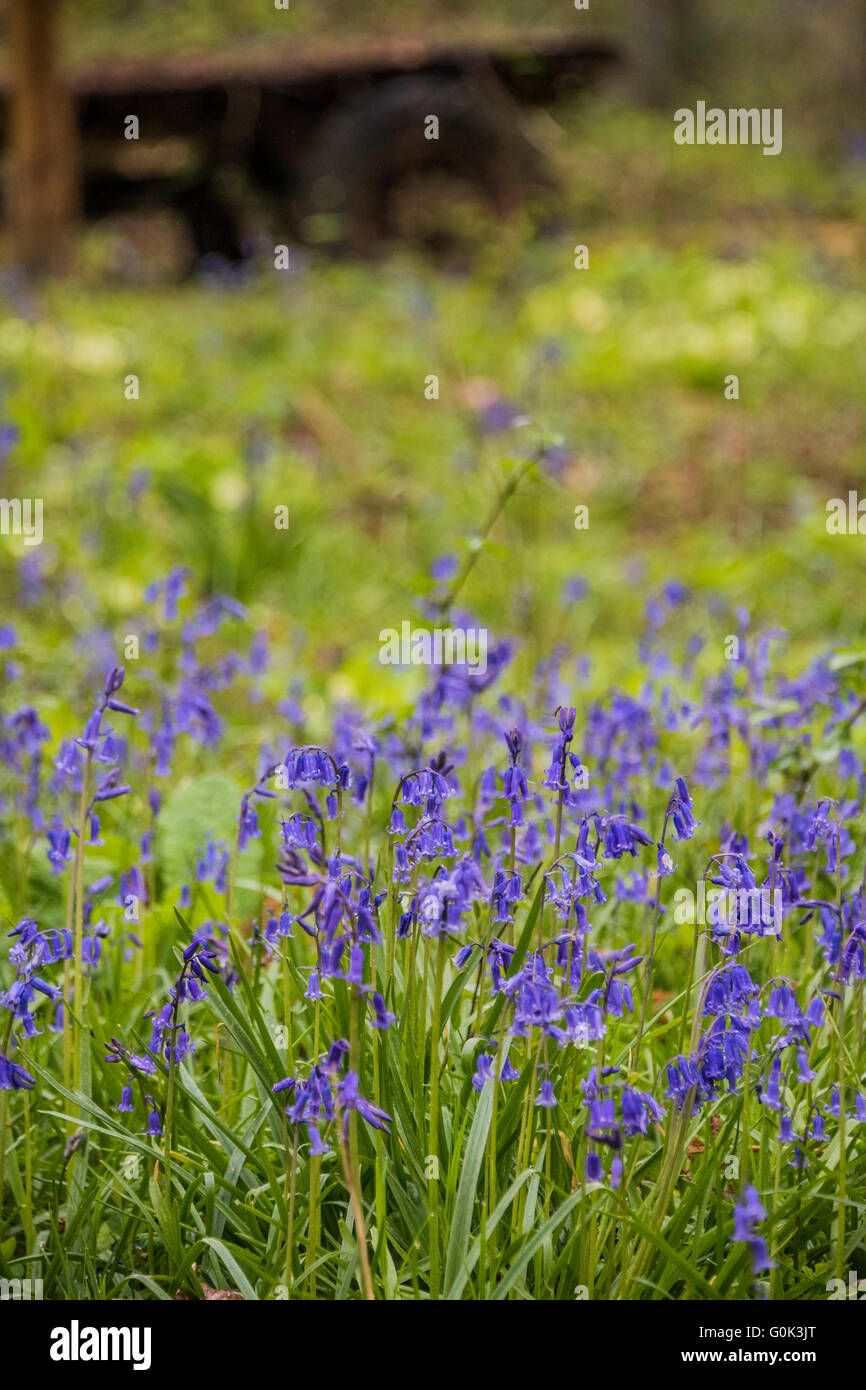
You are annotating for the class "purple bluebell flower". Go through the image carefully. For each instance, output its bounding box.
[733,1185,774,1275]
[0,1051,35,1091]
[144,1108,163,1137]
[370,993,395,1030]
[535,1079,556,1107]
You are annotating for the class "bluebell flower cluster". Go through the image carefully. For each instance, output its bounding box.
[273,1041,391,1155]
[3,563,866,1296]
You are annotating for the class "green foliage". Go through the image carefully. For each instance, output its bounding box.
[0,103,865,1304]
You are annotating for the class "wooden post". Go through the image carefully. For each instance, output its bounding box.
[6,0,79,275]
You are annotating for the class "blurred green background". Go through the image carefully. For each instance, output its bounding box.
[1,0,865,715]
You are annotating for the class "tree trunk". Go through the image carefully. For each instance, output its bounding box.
[7,0,79,275]
[628,0,708,109]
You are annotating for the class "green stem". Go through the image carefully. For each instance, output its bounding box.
[637,877,666,1065]
[281,934,294,1073]
[0,1014,14,1248]
[348,981,361,1204]
[435,455,536,617]
[427,933,447,1299]
[739,1039,753,1186]
[305,998,322,1295]
[835,979,847,1281]
[834,807,846,1281]
[163,967,187,1193]
[334,1083,374,1300]
[675,918,701,1061]
[285,1124,297,1294]
[61,863,75,1109]
[72,751,93,1097]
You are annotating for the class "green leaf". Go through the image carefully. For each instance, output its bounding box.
[445,1167,533,1300]
[157,772,243,884]
[444,1046,504,1295]
[492,1190,585,1300]
[200,1237,260,1300]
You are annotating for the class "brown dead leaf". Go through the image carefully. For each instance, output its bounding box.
[174,1284,244,1301]
[175,1264,245,1300]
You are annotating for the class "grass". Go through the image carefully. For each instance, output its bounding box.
[1,519,865,1301]
[0,104,865,1301]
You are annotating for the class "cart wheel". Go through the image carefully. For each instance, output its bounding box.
[295,74,547,254]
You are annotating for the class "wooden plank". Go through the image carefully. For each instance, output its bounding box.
[0,27,617,95]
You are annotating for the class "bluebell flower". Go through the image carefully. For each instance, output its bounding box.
[0,1051,35,1091]
[144,1108,163,1137]
[370,993,395,1029]
[732,1185,774,1275]
[337,1070,391,1134]
[472,1053,494,1092]
[535,1079,556,1107]
[586,1152,603,1182]
[765,981,798,1023]
[620,1086,664,1136]
[307,1126,330,1157]
[668,777,699,841]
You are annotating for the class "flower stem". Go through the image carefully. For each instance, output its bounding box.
[72,750,92,1098]
[334,1087,374,1300]
[427,933,447,1299]
[0,1014,13,1248]
[637,877,666,1064]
